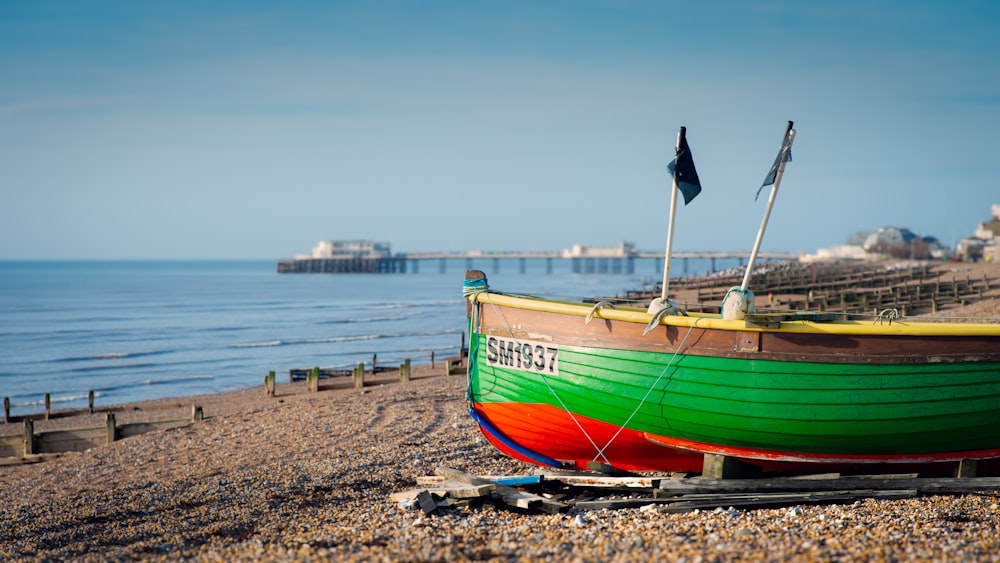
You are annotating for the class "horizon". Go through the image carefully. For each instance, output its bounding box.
[3,1,999,260]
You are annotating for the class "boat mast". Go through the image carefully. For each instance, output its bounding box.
[740,121,795,293]
[659,127,685,303]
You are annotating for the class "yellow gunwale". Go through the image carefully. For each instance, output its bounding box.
[473,291,1000,338]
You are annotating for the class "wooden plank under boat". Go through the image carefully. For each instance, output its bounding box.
[463,271,1000,475]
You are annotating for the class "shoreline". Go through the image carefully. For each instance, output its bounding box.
[2,362,449,433]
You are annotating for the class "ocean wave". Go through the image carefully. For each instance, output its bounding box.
[229,328,463,349]
[91,375,216,393]
[362,303,416,310]
[318,313,421,324]
[57,350,170,362]
[13,391,103,408]
[137,375,215,387]
[71,362,156,372]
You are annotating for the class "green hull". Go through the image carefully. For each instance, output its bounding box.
[470,336,1000,458]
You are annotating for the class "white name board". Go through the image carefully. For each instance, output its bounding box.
[484,337,559,375]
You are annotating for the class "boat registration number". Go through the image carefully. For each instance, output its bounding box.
[485,337,559,375]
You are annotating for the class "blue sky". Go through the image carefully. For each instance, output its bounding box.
[1,1,998,260]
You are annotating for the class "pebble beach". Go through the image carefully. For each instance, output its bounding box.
[3,268,1000,561]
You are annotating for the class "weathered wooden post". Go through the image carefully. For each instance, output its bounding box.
[309,367,320,393]
[265,371,276,398]
[354,362,365,390]
[400,358,411,382]
[106,413,117,445]
[191,405,204,422]
[23,419,35,455]
[702,453,759,479]
[44,393,51,420]
[88,390,95,414]
[956,458,978,478]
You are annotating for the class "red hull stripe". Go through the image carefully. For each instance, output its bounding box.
[474,402,1000,472]
[474,402,705,473]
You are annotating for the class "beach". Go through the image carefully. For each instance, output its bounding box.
[3,267,1000,561]
[3,345,1000,561]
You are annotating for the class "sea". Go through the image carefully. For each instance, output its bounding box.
[0,258,731,418]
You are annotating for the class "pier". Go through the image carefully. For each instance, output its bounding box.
[277,256,407,273]
[277,248,797,275]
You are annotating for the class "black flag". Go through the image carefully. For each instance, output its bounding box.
[756,121,794,201]
[667,127,702,205]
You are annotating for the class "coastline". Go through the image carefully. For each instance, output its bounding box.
[3,263,1000,560]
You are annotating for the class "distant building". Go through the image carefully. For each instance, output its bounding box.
[804,227,950,262]
[561,241,637,258]
[861,227,949,260]
[296,240,392,260]
[957,204,1000,262]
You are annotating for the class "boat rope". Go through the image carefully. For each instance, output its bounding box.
[585,301,616,325]
[469,284,706,468]
[475,291,612,465]
[463,277,492,408]
[592,317,702,463]
[462,276,490,298]
[465,280,592,467]
[874,308,900,325]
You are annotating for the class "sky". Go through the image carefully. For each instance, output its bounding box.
[1,1,998,260]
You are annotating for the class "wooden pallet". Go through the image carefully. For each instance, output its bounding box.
[393,468,1000,515]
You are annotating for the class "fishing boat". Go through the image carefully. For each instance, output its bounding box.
[463,123,1000,476]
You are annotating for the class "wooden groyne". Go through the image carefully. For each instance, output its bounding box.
[612,260,1000,318]
[1,406,203,464]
